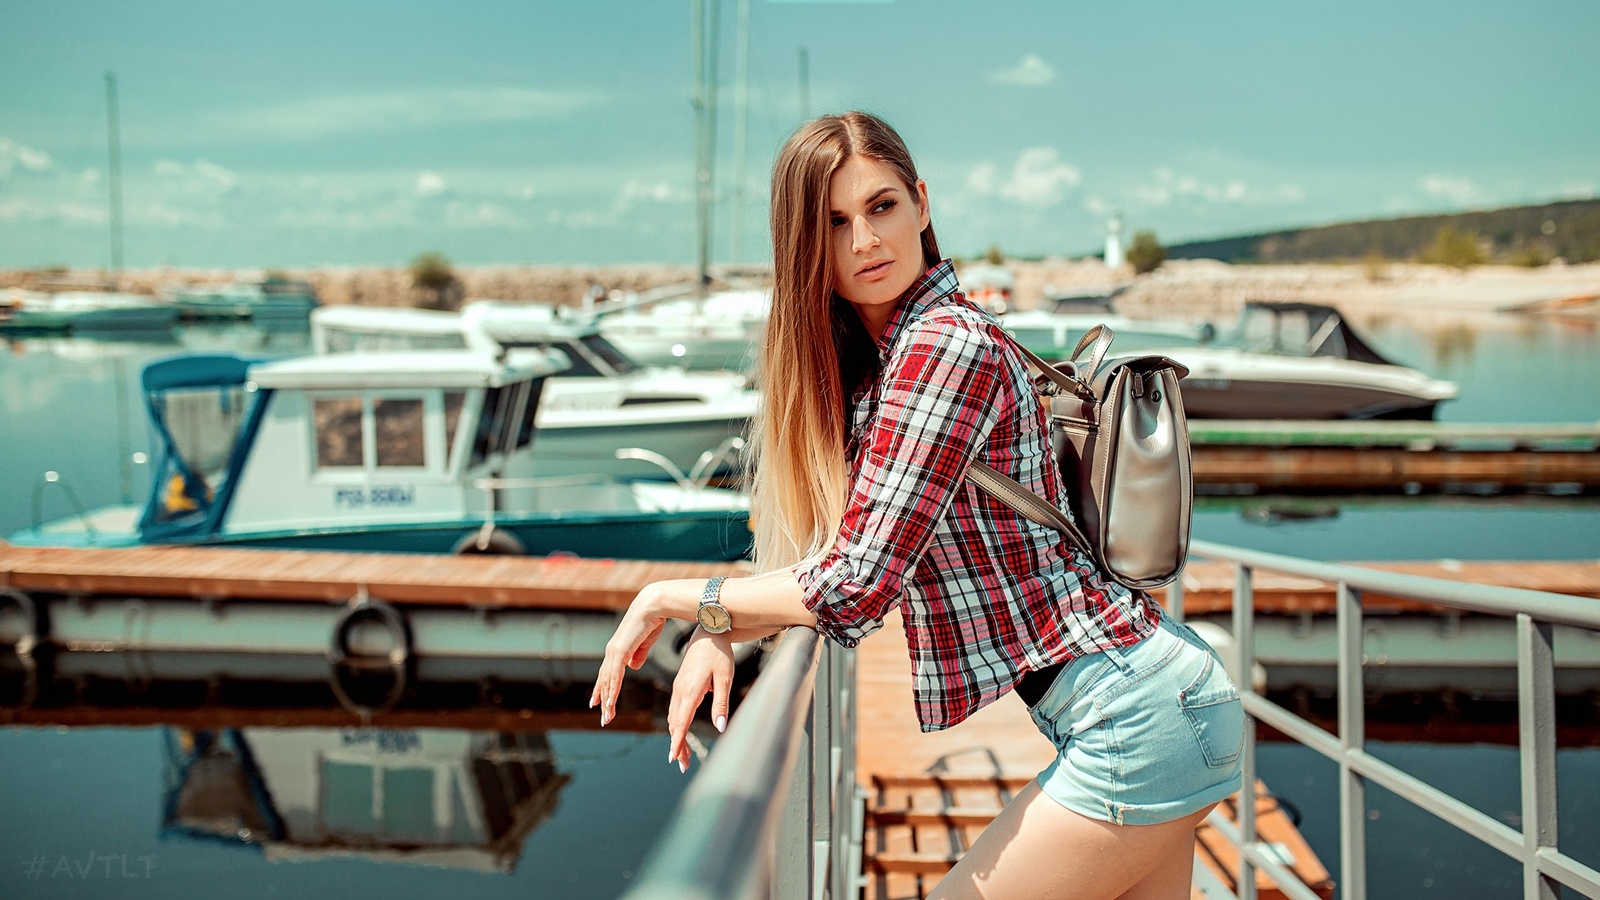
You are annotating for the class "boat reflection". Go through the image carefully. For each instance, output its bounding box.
[164,726,570,873]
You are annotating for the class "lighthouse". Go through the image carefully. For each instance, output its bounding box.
[1104,213,1125,269]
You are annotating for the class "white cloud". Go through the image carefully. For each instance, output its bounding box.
[613,179,690,214]
[0,137,54,181]
[218,87,602,141]
[445,201,521,229]
[153,158,238,195]
[968,148,1082,208]
[1419,174,1481,206]
[991,54,1056,87]
[1131,166,1304,208]
[1556,181,1594,200]
[415,171,448,197]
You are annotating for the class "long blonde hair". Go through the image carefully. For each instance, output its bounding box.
[751,112,941,571]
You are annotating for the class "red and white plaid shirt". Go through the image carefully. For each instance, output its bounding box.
[797,259,1160,732]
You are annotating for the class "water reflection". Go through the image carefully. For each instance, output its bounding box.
[165,727,570,873]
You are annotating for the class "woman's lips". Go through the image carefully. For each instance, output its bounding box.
[856,259,894,281]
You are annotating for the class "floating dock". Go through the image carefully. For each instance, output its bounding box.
[1188,421,1600,492]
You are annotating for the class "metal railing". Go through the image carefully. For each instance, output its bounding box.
[627,626,860,900]
[1184,538,1600,900]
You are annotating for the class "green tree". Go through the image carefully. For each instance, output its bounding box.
[1126,230,1166,274]
[983,243,1005,265]
[410,251,462,310]
[1420,226,1487,269]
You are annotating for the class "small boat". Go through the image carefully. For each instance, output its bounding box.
[0,290,178,334]
[1142,301,1458,420]
[595,288,768,373]
[312,303,760,480]
[168,278,319,324]
[11,349,752,560]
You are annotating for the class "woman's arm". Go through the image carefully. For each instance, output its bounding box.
[590,568,814,725]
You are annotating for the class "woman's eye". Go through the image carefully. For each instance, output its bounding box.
[830,216,846,227]
[874,199,897,214]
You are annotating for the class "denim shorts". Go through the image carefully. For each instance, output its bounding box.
[1026,615,1245,826]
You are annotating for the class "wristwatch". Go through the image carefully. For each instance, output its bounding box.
[697,576,732,634]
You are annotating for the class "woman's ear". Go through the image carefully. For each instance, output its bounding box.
[915,179,930,231]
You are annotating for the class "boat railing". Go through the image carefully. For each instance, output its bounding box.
[613,436,747,491]
[1176,538,1600,900]
[28,470,98,538]
[626,625,861,899]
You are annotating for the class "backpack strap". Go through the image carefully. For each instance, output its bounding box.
[967,461,1092,555]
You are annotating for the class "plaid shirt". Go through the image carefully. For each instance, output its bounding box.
[797,259,1160,732]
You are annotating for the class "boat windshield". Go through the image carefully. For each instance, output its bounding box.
[148,384,252,523]
[579,334,639,375]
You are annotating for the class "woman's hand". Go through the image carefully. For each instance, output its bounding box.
[667,628,736,772]
[591,581,679,726]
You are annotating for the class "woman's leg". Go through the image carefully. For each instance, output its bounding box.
[928,781,1215,900]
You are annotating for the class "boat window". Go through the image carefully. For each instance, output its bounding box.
[373,398,426,467]
[470,387,512,468]
[314,397,365,468]
[580,334,638,375]
[152,385,250,522]
[507,343,598,377]
[443,391,465,464]
[514,381,542,449]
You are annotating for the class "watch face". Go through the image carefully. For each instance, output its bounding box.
[697,603,732,634]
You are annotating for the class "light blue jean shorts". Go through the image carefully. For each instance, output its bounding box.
[1026,615,1245,826]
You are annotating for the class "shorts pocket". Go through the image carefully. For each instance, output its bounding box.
[1179,652,1244,769]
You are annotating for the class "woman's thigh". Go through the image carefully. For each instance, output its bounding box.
[928,780,1214,900]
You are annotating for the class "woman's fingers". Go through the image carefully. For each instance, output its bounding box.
[668,668,711,771]
[711,660,732,735]
[628,618,666,670]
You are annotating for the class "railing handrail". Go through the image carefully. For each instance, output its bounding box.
[627,626,823,900]
[1188,539,1600,900]
[1189,538,1600,630]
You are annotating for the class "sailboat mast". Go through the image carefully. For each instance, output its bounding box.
[692,0,721,294]
[104,71,125,286]
[730,0,749,264]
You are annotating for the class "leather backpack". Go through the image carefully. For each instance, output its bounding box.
[967,326,1194,590]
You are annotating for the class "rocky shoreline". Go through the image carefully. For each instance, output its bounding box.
[4,259,1595,327]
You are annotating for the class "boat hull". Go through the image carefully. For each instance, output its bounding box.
[1179,378,1443,420]
[11,509,753,561]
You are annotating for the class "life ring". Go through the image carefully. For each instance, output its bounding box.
[451,527,527,556]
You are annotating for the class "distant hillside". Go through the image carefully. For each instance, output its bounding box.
[1164,199,1600,265]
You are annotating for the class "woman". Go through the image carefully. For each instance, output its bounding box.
[591,111,1244,899]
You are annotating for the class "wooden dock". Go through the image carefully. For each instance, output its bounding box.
[0,543,751,609]
[1187,420,1600,492]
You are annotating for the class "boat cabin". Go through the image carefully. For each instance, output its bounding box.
[138,349,567,544]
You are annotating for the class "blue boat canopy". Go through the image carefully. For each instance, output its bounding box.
[141,353,260,393]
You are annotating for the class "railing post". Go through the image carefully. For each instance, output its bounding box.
[1233,563,1258,900]
[773,687,817,899]
[1517,613,1559,900]
[1338,582,1367,900]
[810,640,834,899]
[1167,572,1186,624]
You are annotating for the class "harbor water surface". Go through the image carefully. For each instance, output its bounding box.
[2,315,1598,898]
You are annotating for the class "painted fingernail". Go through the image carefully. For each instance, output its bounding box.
[588,696,596,708]
[679,760,688,774]
[716,715,727,733]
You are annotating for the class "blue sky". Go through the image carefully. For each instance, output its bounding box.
[2,0,1597,268]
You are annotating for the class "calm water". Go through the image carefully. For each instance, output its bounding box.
[2,314,1598,899]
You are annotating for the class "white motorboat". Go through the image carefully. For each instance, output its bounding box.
[167,279,319,324]
[1000,308,1213,357]
[595,288,767,373]
[12,348,752,560]
[1145,302,1458,420]
[311,304,759,479]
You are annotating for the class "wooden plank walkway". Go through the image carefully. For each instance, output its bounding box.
[0,543,750,610]
[5,543,1591,617]
[1163,558,1600,614]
